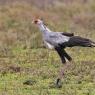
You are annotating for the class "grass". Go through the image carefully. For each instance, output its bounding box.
[0,47,95,95]
[0,0,95,95]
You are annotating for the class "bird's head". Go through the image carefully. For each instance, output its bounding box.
[32,18,49,32]
[32,18,43,25]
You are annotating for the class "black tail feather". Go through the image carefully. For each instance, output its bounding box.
[65,36,95,47]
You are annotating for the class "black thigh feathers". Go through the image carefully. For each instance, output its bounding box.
[55,47,72,64]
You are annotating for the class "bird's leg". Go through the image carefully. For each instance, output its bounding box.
[56,66,65,88]
[56,62,72,88]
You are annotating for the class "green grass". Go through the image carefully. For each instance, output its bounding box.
[0,0,95,95]
[0,47,95,95]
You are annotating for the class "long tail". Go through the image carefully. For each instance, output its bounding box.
[67,36,95,47]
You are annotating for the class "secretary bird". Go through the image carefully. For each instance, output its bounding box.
[32,18,95,87]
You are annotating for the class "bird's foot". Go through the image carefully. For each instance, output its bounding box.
[55,78,62,88]
[49,78,62,88]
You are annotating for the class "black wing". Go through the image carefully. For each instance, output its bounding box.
[61,32,74,37]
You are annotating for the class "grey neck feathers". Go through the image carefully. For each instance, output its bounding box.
[38,23,51,33]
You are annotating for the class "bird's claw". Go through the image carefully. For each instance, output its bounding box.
[55,78,62,88]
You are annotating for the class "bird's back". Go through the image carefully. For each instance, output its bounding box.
[43,31,70,47]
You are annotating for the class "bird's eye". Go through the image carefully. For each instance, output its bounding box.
[34,20,38,24]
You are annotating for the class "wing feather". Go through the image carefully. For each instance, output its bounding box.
[61,32,74,37]
[45,32,70,47]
